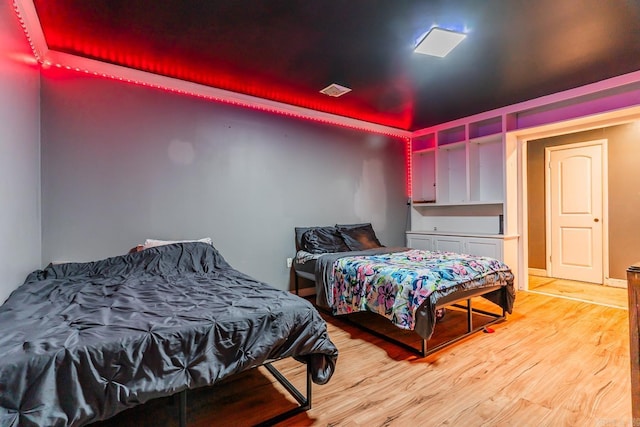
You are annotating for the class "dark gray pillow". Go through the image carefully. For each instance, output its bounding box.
[336,223,383,251]
[300,226,350,254]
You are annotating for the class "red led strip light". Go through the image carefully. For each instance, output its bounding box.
[12,0,41,63]
[12,1,410,141]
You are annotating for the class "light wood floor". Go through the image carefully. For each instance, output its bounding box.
[95,288,632,427]
[528,275,628,309]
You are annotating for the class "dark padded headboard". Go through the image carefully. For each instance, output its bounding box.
[294,226,333,251]
[295,223,380,252]
[294,227,312,251]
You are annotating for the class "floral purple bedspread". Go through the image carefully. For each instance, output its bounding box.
[330,249,514,331]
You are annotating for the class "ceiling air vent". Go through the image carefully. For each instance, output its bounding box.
[320,83,352,97]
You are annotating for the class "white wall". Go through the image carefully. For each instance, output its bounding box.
[0,2,41,303]
[40,72,407,290]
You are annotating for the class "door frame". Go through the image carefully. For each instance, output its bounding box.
[544,140,608,283]
[506,105,640,291]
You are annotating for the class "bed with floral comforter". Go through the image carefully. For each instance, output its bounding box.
[315,247,515,341]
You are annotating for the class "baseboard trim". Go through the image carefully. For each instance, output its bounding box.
[528,268,547,277]
[604,278,627,289]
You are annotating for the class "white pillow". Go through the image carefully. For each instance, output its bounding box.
[142,237,212,250]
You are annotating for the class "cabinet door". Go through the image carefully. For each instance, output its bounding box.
[433,236,464,253]
[437,143,467,203]
[407,234,433,251]
[465,238,502,260]
[412,150,436,203]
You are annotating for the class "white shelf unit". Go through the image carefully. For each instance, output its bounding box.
[412,149,436,203]
[411,118,505,207]
[410,203,504,235]
[409,115,507,246]
[468,134,504,203]
[411,133,436,203]
[437,141,467,203]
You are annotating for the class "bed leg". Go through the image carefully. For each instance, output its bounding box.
[178,390,187,427]
[294,273,300,295]
[306,363,313,410]
[467,299,473,332]
[255,363,312,426]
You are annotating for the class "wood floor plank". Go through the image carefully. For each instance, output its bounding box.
[528,276,628,308]
[92,290,632,427]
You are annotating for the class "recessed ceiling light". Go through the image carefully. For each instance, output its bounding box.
[320,83,352,97]
[414,27,466,57]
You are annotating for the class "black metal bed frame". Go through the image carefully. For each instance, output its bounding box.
[420,300,505,356]
[175,361,312,427]
[341,298,505,357]
[296,268,507,357]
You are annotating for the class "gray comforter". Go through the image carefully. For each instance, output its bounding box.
[0,243,338,426]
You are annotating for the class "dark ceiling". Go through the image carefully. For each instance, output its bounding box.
[32,0,640,131]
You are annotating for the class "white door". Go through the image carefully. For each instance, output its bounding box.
[546,141,604,283]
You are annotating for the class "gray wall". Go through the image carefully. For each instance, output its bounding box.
[0,2,42,303]
[527,121,640,279]
[40,72,407,291]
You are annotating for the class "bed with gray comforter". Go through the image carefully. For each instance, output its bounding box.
[0,242,338,426]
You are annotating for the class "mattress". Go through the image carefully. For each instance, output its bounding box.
[293,250,322,280]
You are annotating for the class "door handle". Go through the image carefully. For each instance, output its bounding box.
[594,218,599,222]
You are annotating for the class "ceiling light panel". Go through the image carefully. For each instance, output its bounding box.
[414,27,466,57]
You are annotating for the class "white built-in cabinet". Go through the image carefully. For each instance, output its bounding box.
[408,115,517,264]
[406,74,640,290]
[411,116,504,206]
[406,231,515,261]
